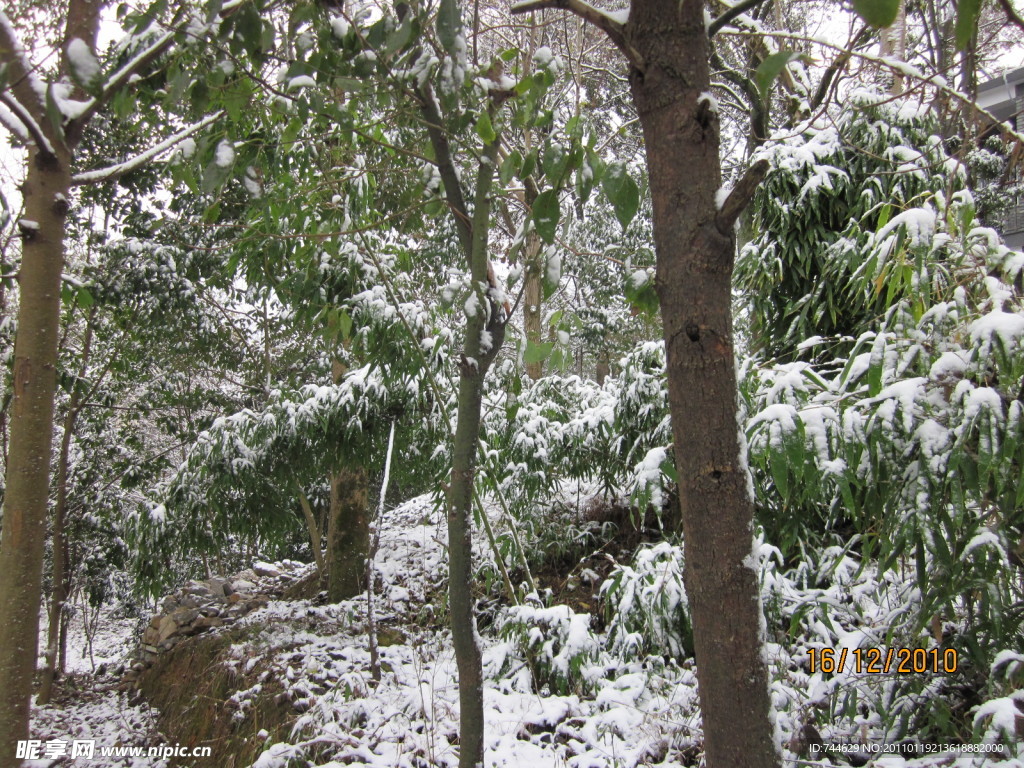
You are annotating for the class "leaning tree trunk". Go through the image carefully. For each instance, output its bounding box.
[628,0,780,765]
[0,144,72,764]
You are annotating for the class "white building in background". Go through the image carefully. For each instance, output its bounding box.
[978,66,1024,249]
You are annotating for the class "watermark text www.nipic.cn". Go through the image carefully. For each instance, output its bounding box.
[16,740,212,760]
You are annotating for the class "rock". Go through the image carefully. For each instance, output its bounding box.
[253,562,281,578]
[157,615,179,642]
[171,608,200,628]
[193,615,224,630]
[142,627,160,645]
[205,577,233,596]
[232,579,257,593]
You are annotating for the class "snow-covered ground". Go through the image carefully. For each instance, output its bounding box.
[31,492,1024,767]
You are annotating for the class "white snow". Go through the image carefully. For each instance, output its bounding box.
[215,139,235,168]
[67,38,101,87]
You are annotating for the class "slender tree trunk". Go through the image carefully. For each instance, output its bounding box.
[418,76,506,767]
[445,136,504,768]
[523,255,543,379]
[326,466,369,601]
[628,0,780,765]
[298,487,326,576]
[0,145,72,765]
[38,315,94,704]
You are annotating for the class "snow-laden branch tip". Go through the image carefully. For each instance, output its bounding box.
[0,92,55,156]
[72,111,225,186]
[509,0,643,69]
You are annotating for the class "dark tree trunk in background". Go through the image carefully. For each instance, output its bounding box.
[326,466,369,601]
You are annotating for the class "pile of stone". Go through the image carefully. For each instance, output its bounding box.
[123,560,309,686]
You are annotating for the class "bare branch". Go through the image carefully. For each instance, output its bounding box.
[811,25,873,110]
[715,158,769,234]
[707,0,771,36]
[510,0,643,69]
[71,111,224,186]
[995,0,1024,31]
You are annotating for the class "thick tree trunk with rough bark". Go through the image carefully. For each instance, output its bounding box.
[0,145,72,766]
[326,466,370,601]
[626,0,780,765]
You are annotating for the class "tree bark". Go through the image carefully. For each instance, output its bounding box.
[326,466,369,601]
[627,0,780,765]
[523,178,543,380]
[0,145,72,765]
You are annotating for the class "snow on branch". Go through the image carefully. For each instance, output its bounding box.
[0,98,29,142]
[509,0,643,69]
[67,29,177,140]
[0,92,55,156]
[0,9,53,153]
[71,110,224,186]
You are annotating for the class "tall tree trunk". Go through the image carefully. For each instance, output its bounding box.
[0,145,72,764]
[628,0,780,765]
[326,466,369,601]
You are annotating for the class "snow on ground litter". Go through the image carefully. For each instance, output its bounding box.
[34,492,1024,767]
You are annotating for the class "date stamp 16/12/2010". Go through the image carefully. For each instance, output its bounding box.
[807,647,959,675]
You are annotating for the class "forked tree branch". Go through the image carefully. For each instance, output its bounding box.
[416,82,474,255]
[510,0,644,69]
